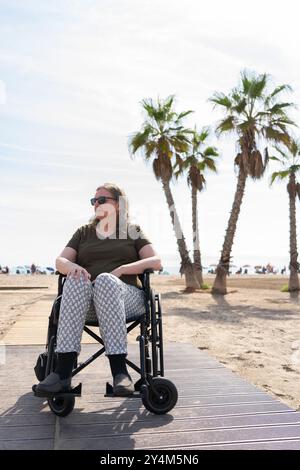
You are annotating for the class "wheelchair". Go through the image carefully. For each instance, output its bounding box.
[32,269,178,417]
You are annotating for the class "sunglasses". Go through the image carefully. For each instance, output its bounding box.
[90,196,117,206]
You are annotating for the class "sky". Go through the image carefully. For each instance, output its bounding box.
[1,0,300,273]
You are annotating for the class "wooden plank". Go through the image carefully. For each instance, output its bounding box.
[59,412,300,440]
[0,402,291,420]
[0,424,54,440]
[0,439,54,450]
[0,414,56,427]
[57,424,300,450]
[182,439,300,450]
[78,393,276,409]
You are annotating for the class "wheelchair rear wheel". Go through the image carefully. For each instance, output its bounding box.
[47,396,75,417]
[142,378,178,415]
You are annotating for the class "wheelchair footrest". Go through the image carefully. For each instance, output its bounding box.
[104,382,141,398]
[32,383,82,398]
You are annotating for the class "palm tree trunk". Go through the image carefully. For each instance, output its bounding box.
[288,173,300,292]
[192,186,204,286]
[212,167,247,295]
[162,179,200,291]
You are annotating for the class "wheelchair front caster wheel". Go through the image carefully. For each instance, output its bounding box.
[142,378,178,415]
[48,396,75,417]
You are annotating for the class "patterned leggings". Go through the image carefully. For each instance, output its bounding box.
[55,273,146,355]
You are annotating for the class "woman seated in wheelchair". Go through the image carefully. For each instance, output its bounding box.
[35,182,162,397]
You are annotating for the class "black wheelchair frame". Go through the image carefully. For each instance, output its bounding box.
[33,269,178,417]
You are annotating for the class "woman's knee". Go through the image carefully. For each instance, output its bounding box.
[94,272,121,290]
[63,276,93,299]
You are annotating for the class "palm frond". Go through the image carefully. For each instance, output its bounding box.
[144,140,157,159]
[152,155,172,181]
[129,126,153,154]
[269,155,286,165]
[233,98,247,114]
[209,92,232,110]
[188,166,206,191]
[173,153,185,171]
[290,139,300,157]
[175,110,194,122]
[270,170,290,185]
[270,171,289,185]
[273,144,289,160]
[240,70,268,98]
[202,157,218,172]
[249,150,264,179]
[268,84,293,102]
[240,71,253,95]
[216,116,235,135]
[197,127,210,142]
[164,94,176,111]
[262,127,290,145]
[290,164,300,173]
[266,102,295,116]
[203,146,219,157]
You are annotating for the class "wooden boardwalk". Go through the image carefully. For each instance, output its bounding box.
[1,342,300,450]
[2,294,97,346]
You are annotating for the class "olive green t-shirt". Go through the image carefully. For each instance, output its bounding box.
[66,222,152,289]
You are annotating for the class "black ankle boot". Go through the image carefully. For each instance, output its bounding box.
[108,354,128,377]
[35,372,71,395]
[108,354,134,396]
[55,352,77,379]
[35,352,77,395]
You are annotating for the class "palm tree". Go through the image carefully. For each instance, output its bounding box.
[174,127,219,286]
[209,70,295,295]
[129,95,200,291]
[270,139,300,292]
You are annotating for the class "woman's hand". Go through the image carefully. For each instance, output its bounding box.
[66,263,91,281]
[110,266,124,278]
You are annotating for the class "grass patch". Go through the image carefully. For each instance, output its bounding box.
[201,283,211,290]
[281,284,289,292]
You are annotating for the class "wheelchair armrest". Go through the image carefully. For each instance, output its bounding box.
[138,268,160,293]
[55,270,66,277]
[141,266,164,274]
[56,271,67,296]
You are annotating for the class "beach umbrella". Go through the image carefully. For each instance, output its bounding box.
[242,264,251,267]
[254,265,262,269]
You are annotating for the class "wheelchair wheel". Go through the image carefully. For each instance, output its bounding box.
[47,396,75,417]
[142,378,178,415]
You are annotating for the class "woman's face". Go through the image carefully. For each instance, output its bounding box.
[93,188,119,222]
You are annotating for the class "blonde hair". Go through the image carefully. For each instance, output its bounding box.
[89,182,130,227]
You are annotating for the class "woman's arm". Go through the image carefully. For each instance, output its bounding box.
[55,247,91,280]
[111,244,162,277]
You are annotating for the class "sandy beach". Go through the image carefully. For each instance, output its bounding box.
[1,273,300,410]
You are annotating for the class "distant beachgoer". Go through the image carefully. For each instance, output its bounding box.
[31,263,37,275]
[244,268,248,275]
